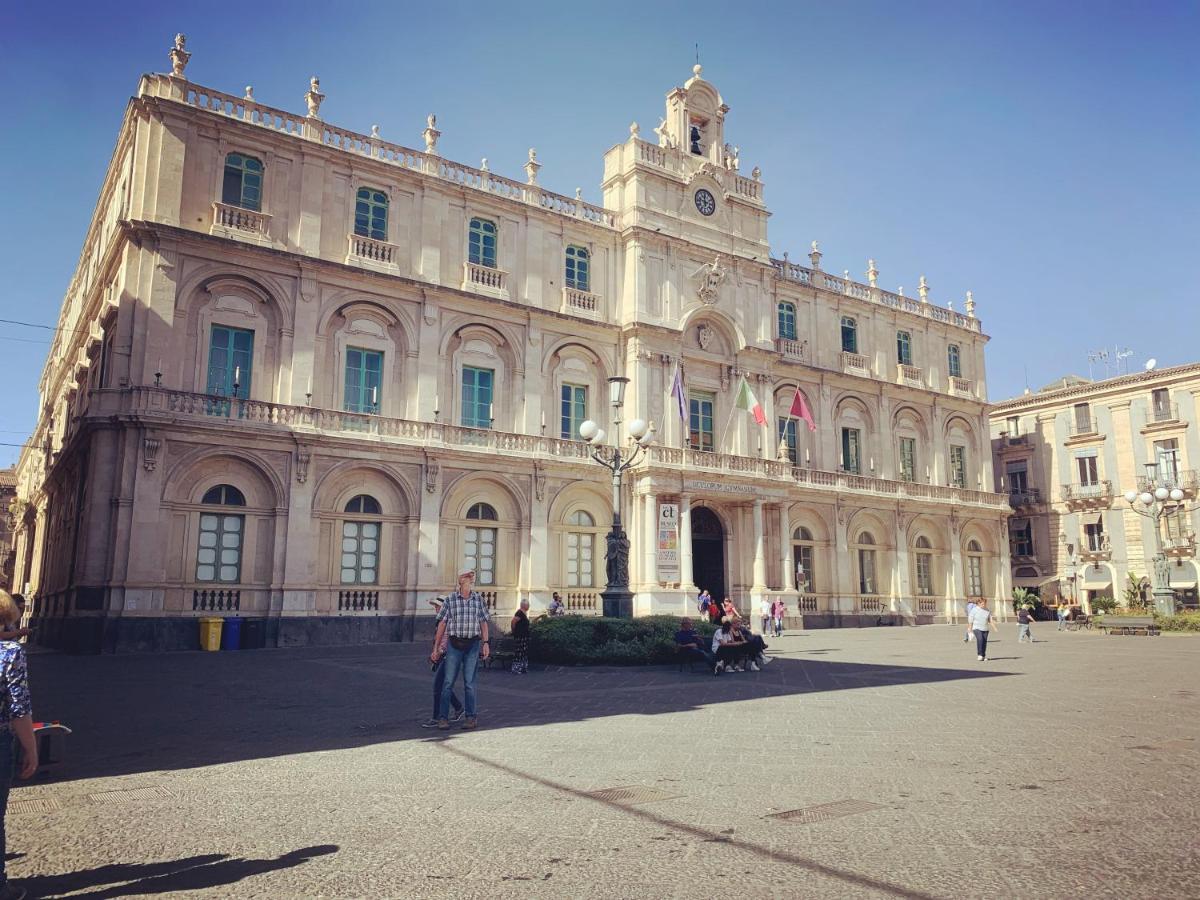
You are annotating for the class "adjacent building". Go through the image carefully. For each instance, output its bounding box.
[990,363,1200,611]
[10,36,1009,651]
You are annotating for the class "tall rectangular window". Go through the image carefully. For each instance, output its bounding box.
[947,344,962,378]
[561,384,587,440]
[896,331,913,366]
[222,153,263,211]
[1010,520,1034,557]
[565,245,590,291]
[463,526,496,586]
[1084,517,1105,553]
[1006,459,1028,494]
[915,553,933,596]
[777,302,797,340]
[1073,402,1092,433]
[795,545,814,592]
[1155,439,1180,483]
[340,521,379,584]
[344,348,383,413]
[899,437,917,482]
[468,218,497,268]
[841,427,861,474]
[1075,450,1099,486]
[1006,415,1020,436]
[840,316,858,354]
[354,188,389,241]
[206,325,253,397]
[966,556,983,596]
[778,417,798,464]
[949,445,967,488]
[461,366,495,428]
[858,549,876,594]
[196,513,243,583]
[689,391,715,452]
[1151,388,1171,417]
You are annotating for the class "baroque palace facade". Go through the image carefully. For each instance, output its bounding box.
[11,36,1010,651]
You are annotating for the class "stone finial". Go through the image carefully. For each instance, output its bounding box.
[947,297,954,311]
[370,124,380,138]
[867,259,878,288]
[751,165,761,181]
[244,86,254,102]
[898,286,905,297]
[169,33,191,78]
[480,158,489,172]
[782,251,790,265]
[809,241,822,270]
[693,63,703,77]
[630,121,640,138]
[304,76,325,118]
[423,114,441,155]
[524,148,541,185]
[777,438,791,462]
[965,290,976,318]
[732,146,740,171]
[919,275,929,303]
[575,187,583,201]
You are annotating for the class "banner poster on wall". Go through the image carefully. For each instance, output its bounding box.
[657,502,680,582]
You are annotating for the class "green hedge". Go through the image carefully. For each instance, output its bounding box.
[529,615,715,665]
[1094,612,1200,632]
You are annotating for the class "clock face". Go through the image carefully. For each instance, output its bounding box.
[694,189,716,216]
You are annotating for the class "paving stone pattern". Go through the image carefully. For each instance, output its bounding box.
[10,626,1200,898]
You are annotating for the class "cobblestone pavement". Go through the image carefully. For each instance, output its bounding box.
[10,625,1200,898]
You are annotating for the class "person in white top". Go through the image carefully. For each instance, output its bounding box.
[760,597,772,635]
[968,598,997,661]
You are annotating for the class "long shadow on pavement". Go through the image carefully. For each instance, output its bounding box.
[23,644,1011,784]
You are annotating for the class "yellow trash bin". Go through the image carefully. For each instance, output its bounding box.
[199,617,223,652]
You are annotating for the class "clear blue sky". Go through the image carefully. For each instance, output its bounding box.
[2,0,1197,467]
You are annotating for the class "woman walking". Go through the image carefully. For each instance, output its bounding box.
[968,598,997,661]
[510,599,531,674]
[0,590,37,900]
[771,597,786,637]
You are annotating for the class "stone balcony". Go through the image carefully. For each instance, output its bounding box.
[949,376,974,398]
[841,351,870,377]
[1079,537,1112,563]
[91,387,1010,511]
[346,233,399,271]
[1135,469,1197,495]
[1164,534,1197,558]
[897,363,924,388]
[562,286,602,319]
[1008,488,1043,509]
[774,337,809,363]
[210,202,271,242]
[462,261,508,296]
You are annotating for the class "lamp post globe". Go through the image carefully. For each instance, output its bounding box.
[578,419,599,441]
[1170,488,1185,502]
[627,418,648,440]
[1124,490,1139,504]
[1139,492,1154,506]
[1154,487,1170,501]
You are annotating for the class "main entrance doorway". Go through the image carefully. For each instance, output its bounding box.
[692,506,726,600]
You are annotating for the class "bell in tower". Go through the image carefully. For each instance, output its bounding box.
[662,64,729,166]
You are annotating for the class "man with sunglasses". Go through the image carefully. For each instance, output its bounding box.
[430,568,491,730]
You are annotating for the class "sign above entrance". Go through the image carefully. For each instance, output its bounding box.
[684,479,787,499]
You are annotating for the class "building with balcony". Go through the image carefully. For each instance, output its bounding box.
[990,362,1200,611]
[10,36,1009,651]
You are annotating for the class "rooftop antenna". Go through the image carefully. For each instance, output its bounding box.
[1115,347,1134,375]
[1087,348,1109,380]
[695,42,700,65]
[1145,358,1157,372]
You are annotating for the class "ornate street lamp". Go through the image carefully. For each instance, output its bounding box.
[579,376,655,618]
[1123,462,1197,616]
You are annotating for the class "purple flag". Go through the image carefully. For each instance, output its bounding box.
[669,362,687,425]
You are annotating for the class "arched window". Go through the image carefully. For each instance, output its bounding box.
[565,510,596,588]
[965,539,984,596]
[792,525,815,592]
[565,246,590,292]
[777,301,797,341]
[202,484,246,506]
[914,536,934,596]
[947,344,962,378]
[197,484,245,583]
[222,153,263,211]
[464,502,498,585]
[855,531,877,595]
[344,494,381,515]
[840,316,858,354]
[897,330,913,366]
[354,188,388,241]
[468,218,498,269]
[341,494,381,585]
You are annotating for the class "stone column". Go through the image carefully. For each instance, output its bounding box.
[527,480,549,612]
[643,491,657,588]
[751,499,768,626]
[834,511,853,617]
[779,503,794,591]
[680,493,695,595]
[948,530,964,623]
[893,515,910,618]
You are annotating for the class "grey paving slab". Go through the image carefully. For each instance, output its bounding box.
[8,626,1200,898]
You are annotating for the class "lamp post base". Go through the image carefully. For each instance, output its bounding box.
[1153,588,1176,618]
[600,589,634,619]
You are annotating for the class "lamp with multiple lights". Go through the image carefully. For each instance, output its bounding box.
[579,376,655,618]
[1123,462,1196,616]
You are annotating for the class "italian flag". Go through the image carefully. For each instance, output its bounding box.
[734,377,767,425]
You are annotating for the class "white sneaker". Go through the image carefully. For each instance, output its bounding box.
[758,654,771,666]
[749,661,761,672]
[713,661,724,675]
[977,655,985,661]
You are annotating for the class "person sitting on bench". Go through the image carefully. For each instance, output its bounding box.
[674,618,716,669]
[711,618,758,673]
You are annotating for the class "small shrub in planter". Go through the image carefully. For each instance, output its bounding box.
[529,615,716,666]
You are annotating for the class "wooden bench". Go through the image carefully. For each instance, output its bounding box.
[675,643,709,673]
[1064,616,1092,631]
[1098,616,1161,636]
[484,636,519,670]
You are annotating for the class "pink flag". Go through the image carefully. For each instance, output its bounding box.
[789,388,817,432]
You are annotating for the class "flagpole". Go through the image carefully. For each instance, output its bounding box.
[717,400,739,453]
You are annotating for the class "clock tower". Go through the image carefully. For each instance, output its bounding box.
[602,65,771,325]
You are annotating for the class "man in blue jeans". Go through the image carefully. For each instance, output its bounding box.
[430,569,491,730]
[421,598,464,729]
